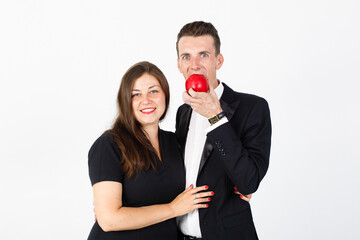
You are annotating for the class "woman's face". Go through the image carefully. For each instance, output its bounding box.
[131,73,166,129]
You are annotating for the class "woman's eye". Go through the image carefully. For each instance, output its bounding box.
[150,90,158,94]
[132,93,140,98]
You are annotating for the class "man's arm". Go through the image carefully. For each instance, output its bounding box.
[178,87,267,199]
[206,98,271,195]
[182,85,271,195]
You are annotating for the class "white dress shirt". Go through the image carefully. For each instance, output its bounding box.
[178,82,228,237]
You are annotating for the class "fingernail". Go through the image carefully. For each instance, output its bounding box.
[208,198,211,201]
[211,192,215,195]
[189,184,193,188]
[206,204,209,207]
[240,195,243,199]
[204,186,209,189]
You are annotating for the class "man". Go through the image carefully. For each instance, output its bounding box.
[175,21,272,240]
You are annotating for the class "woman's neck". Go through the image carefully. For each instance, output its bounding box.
[143,124,158,141]
[142,125,161,160]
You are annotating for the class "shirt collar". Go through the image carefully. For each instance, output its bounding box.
[214,81,224,100]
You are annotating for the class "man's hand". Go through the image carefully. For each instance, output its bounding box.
[234,186,252,203]
[182,84,222,118]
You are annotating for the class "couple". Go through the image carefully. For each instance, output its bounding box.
[88,21,272,240]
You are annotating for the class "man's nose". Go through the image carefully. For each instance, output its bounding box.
[190,56,201,69]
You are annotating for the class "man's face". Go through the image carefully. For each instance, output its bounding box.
[177,35,224,89]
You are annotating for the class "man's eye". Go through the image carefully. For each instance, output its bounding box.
[201,53,208,58]
[183,55,190,60]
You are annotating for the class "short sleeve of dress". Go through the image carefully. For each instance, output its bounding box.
[88,132,123,186]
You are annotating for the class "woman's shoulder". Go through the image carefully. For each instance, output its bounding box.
[94,131,114,143]
[88,131,120,157]
[88,131,123,185]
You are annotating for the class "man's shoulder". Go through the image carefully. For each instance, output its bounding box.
[176,103,190,115]
[159,128,176,139]
[223,83,269,107]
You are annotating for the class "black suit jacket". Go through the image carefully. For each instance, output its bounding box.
[175,83,271,240]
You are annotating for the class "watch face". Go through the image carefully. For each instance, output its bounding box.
[209,112,225,125]
[209,115,220,125]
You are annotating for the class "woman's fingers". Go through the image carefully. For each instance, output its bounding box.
[192,196,210,209]
[169,185,213,216]
[194,203,209,209]
[233,186,252,202]
[240,193,252,202]
[190,185,213,195]
[193,196,211,204]
[192,190,215,199]
[184,184,194,192]
[189,185,214,209]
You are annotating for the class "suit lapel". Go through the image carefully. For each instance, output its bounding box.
[176,105,192,159]
[197,83,240,175]
[219,83,240,122]
[198,140,213,174]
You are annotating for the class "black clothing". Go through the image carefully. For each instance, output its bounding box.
[88,129,185,240]
[176,83,271,240]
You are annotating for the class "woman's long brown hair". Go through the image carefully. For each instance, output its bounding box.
[107,61,170,178]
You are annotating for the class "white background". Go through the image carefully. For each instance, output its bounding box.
[1,1,359,239]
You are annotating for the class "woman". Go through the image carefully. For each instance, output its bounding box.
[88,61,213,239]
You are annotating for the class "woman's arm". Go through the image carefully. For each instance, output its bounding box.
[93,181,212,232]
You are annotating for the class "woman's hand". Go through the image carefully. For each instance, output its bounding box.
[234,186,252,202]
[169,184,214,217]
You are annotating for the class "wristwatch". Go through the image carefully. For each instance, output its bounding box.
[208,111,226,125]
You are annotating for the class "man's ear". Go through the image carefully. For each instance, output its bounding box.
[216,53,224,70]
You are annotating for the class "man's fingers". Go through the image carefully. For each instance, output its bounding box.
[182,91,192,104]
[188,88,209,99]
[208,82,215,92]
[182,90,204,107]
[188,88,195,97]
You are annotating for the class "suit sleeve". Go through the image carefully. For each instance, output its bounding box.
[206,98,271,195]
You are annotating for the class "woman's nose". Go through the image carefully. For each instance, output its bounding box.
[140,94,150,103]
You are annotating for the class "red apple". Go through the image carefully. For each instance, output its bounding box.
[185,74,209,92]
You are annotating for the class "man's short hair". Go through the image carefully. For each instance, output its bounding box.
[176,21,221,57]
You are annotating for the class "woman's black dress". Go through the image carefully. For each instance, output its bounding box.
[88,129,185,240]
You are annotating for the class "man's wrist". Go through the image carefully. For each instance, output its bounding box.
[207,107,223,118]
[208,111,226,125]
